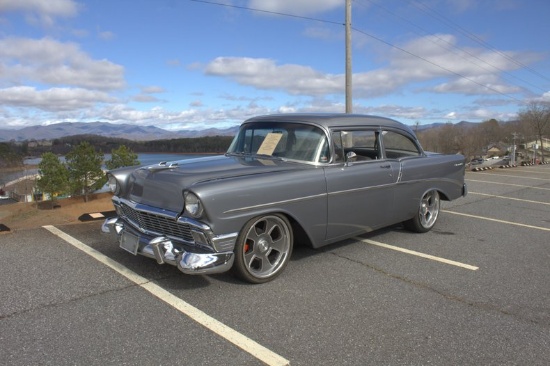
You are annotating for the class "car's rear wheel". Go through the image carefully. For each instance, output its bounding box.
[403,189,440,233]
[233,214,293,284]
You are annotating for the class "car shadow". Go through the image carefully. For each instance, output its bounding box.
[290,224,402,262]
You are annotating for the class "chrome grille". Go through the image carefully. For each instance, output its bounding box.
[119,203,194,243]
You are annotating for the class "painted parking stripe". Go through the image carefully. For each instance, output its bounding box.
[466,179,550,191]
[43,225,290,366]
[472,172,550,181]
[443,211,550,232]
[355,237,479,271]
[468,192,550,206]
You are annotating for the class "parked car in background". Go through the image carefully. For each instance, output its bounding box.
[0,189,9,200]
[102,114,467,283]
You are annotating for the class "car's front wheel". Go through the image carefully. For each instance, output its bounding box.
[233,214,293,284]
[403,189,440,233]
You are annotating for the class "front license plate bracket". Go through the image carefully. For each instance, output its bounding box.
[120,231,139,255]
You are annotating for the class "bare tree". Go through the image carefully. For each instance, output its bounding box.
[518,101,550,163]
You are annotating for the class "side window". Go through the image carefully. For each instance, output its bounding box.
[382,131,421,159]
[331,130,380,162]
[332,131,344,163]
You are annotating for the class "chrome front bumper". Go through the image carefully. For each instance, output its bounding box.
[101,217,235,275]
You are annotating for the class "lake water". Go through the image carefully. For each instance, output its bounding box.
[2,153,217,186]
[22,153,214,166]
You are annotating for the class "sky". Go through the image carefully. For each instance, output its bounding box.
[0,0,549,132]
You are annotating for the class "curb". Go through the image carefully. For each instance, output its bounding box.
[78,211,117,222]
[471,166,494,171]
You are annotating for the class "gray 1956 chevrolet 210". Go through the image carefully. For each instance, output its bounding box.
[102,113,467,283]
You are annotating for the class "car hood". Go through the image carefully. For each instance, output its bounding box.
[122,154,305,211]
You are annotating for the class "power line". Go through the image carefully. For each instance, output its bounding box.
[351,26,522,102]
[190,0,342,26]
[355,0,547,93]
[191,0,529,103]
[408,0,550,83]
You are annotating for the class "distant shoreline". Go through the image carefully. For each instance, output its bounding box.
[2,152,222,175]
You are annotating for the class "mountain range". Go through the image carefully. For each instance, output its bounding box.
[0,120,479,142]
[0,122,240,142]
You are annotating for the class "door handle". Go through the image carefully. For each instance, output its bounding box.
[380,164,391,169]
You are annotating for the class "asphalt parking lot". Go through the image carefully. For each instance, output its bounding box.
[1,165,549,365]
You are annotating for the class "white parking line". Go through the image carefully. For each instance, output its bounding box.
[354,237,479,271]
[472,172,550,181]
[43,225,290,366]
[469,192,550,206]
[466,179,550,191]
[442,211,550,232]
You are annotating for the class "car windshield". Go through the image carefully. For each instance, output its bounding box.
[227,122,329,163]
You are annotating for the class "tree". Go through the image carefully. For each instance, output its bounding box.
[476,119,502,148]
[65,142,106,202]
[518,101,550,163]
[105,145,140,170]
[36,152,69,207]
[437,123,459,154]
[0,142,24,169]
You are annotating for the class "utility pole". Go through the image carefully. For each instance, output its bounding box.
[511,132,518,165]
[345,0,352,113]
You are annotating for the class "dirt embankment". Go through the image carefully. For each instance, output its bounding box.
[0,192,114,231]
[1,166,116,231]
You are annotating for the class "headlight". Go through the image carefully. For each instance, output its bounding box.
[107,174,119,194]
[184,191,203,218]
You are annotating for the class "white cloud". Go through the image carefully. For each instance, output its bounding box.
[441,108,516,122]
[0,0,79,26]
[0,37,125,90]
[98,30,115,40]
[446,0,477,13]
[247,0,341,16]
[445,112,457,120]
[0,86,117,112]
[140,86,165,94]
[0,0,78,16]
[131,94,163,103]
[383,34,540,95]
[433,75,522,95]
[205,57,342,95]
[203,33,541,102]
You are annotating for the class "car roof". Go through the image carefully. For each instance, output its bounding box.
[243,113,416,135]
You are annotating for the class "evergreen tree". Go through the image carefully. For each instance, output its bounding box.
[36,152,69,205]
[65,142,105,202]
[105,145,140,170]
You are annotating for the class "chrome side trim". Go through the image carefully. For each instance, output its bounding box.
[328,182,397,197]
[223,193,326,214]
[397,164,403,183]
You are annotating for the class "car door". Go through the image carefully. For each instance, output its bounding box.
[324,129,399,241]
[380,129,428,223]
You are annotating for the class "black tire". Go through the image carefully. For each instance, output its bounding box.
[233,214,293,284]
[403,190,440,233]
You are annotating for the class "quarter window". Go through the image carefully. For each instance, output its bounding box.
[382,131,421,159]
